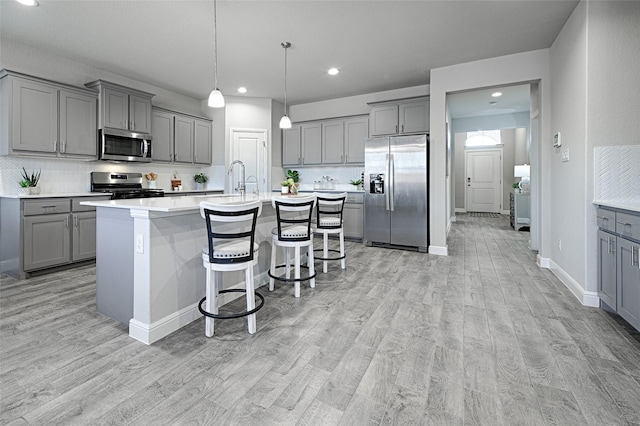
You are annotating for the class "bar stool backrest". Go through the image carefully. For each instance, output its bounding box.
[271,195,316,242]
[199,200,262,265]
[313,192,347,229]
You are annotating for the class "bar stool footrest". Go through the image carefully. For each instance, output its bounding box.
[268,264,317,283]
[313,248,346,262]
[198,289,265,320]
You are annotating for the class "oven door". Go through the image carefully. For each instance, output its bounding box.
[100,128,152,162]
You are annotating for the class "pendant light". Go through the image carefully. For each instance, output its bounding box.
[208,0,225,108]
[279,42,292,129]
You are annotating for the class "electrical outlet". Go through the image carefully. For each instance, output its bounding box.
[561,149,570,162]
[558,239,562,251]
[136,234,144,254]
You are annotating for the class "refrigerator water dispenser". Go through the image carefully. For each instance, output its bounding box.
[369,174,384,194]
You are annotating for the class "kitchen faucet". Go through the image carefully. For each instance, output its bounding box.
[227,160,246,196]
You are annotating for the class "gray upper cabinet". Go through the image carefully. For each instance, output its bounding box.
[322,120,344,164]
[174,115,194,164]
[282,116,368,166]
[151,109,174,162]
[302,122,322,165]
[282,125,302,166]
[194,118,212,165]
[59,90,98,157]
[85,80,154,134]
[0,70,98,158]
[151,107,212,165]
[344,116,368,164]
[369,98,429,136]
[369,104,399,136]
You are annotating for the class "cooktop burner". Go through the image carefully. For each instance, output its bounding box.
[91,172,165,200]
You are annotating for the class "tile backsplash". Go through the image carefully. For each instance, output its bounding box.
[594,145,640,201]
[0,156,224,195]
[281,166,364,190]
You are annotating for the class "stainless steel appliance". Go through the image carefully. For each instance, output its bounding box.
[99,128,152,162]
[91,172,164,199]
[364,134,428,252]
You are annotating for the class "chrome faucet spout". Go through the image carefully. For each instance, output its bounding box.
[228,160,246,196]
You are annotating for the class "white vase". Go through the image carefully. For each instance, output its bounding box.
[148,181,157,189]
[29,186,41,195]
[17,187,30,196]
[195,182,205,190]
[281,186,289,194]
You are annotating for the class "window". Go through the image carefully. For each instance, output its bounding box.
[465,130,501,147]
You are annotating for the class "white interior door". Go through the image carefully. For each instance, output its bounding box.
[465,148,502,213]
[229,129,268,195]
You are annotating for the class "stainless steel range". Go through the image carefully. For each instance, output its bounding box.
[91,172,164,199]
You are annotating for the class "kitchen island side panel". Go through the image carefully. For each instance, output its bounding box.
[95,207,135,324]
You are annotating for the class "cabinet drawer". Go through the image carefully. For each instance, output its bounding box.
[72,197,110,212]
[596,208,616,232]
[23,199,71,216]
[346,193,364,204]
[616,211,640,242]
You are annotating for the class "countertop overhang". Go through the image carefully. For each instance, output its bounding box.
[593,199,640,214]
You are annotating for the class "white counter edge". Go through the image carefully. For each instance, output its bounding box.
[593,200,640,214]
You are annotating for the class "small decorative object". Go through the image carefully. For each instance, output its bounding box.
[171,171,181,191]
[286,169,299,184]
[144,172,158,188]
[512,183,521,193]
[194,173,208,190]
[20,167,41,195]
[349,179,363,189]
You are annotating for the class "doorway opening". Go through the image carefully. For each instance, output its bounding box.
[228,128,269,196]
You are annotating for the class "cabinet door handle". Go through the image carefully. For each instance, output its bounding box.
[65,217,69,229]
[401,124,404,133]
[53,140,57,151]
[617,221,631,227]
[41,205,57,209]
[633,246,639,267]
[132,121,135,130]
[597,216,609,221]
[124,120,128,129]
[75,215,79,228]
[345,155,348,163]
[395,125,398,133]
[61,141,66,153]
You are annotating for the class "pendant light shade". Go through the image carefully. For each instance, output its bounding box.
[208,0,225,108]
[279,115,292,129]
[279,42,292,129]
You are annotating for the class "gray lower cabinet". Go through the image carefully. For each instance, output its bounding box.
[343,202,364,240]
[596,206,640,331]
[0,196,109,278]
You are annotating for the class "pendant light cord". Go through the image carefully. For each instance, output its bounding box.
[282,42,291,114]
[214,0,219,90]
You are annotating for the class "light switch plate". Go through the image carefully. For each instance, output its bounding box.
[553,132,562,148]
[136,234,144,253]
[562,149,570,162]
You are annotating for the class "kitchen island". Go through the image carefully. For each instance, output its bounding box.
[81,194,277,344]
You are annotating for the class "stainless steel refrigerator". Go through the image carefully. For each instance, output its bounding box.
[364,134,428,252]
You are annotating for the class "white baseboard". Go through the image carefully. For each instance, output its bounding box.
[429,245,448,256]
[455,208,466,213]
[501,209,510,215]
[538,255,599,307]
[450,216,457,223]
[129,271,270,345]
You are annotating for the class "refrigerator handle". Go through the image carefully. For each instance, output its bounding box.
[389,153,395,211]
[385,154,390,211]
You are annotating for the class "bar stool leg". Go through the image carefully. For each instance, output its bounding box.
[245,265,256,334]
[286,247,291,280]
[340,230,346,269]
[205,268,219,337]
[308,242,316,288]
[294,246,301,298]
[323,233,329,273]
[269,242,276,291]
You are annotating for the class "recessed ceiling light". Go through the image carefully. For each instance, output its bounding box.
[489,101,498,105]
[328,68,339,76]
[491,92,502,97]
[237,87,247,94]
[15,0,39,5]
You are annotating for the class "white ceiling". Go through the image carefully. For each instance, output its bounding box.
[1,0,578,109]
[448,84,532,119]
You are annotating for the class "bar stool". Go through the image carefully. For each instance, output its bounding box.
[268,195,316,298]
[313,192,347,273]
[199,200,264,337]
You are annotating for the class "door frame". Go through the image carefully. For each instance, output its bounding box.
[464,146,503,213]
[228,128,270,195]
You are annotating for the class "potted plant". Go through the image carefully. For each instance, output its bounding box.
[280,180,290,194]
[19,167,41,195]
[194,173,208,190]
[512,182,521,193]
[349,178,363,189]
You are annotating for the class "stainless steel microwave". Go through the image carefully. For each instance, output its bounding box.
[99,128,152,162]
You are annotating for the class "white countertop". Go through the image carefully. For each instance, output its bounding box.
[81,193,284,213]
[593,200,640,214]
[0,192,110,199]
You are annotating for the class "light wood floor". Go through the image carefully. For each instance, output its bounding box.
[2,214,640,425]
